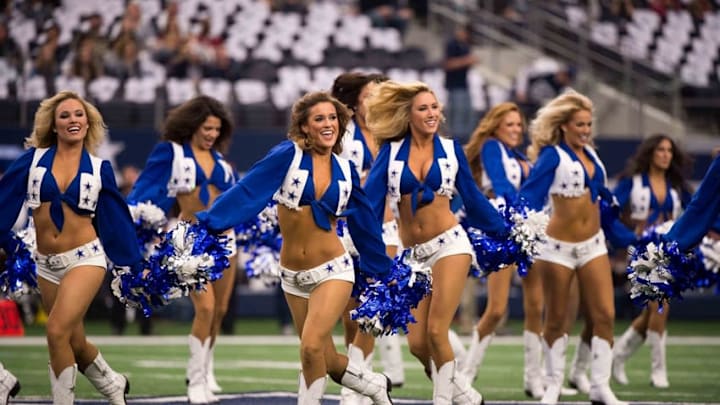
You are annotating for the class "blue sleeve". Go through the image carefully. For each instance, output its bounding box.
[0,149,33,248]
[519,147,559,211]
[601,210,637,249]
[127,142,175,213]
[664,156,720,251]
[712,215,720,233]
[613,176,632,210]
[196,141,294,232]
[346,168,392,276]
[95,160,144,272]
[454,142,506,236]
[363,143,391,223]
[481,140,517,200]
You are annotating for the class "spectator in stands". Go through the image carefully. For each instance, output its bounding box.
[513,63,576,120]
[107,1,150,48]
[73,12,109,57]
[0,91,138,404]
[520,90,633,405]
[68,35,105,83]
[0,362,20,404]
[0,19,23,75]
[201,40,243,81]
[364,80,508,403]
[599,0,636,23]
[127,96,238,404]
[611,134,693,389]
[148,0,186,67]
[360,0,414,35]
[31,21,68,93]
[443,24,478,140]
[18,0,58,31]
[190,91,394,404]
[460,102,546,399]
[104,37,142,81]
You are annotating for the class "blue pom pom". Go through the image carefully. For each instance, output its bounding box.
[351,249,432,336]
[1,231,38,298]
[111,221,231,316]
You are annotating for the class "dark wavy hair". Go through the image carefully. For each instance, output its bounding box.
[619,133,694,194]
[331,72,389,111]
[161,96,234,153]
[287,91,351,155]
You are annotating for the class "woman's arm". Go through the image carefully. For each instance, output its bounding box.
[0,149,34,248]
[481,139,517,200]
[196,141,295,232]
[519,147,559,211]
[362,143,391,223]
[127,142,176,213]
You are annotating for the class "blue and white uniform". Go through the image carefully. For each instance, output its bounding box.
[520,142,635,268]
[194,140,392,296]
[340,118,400,248]
[663,155,720,251]
[128,141,237,210]
[128,141,238,255]
[479,138,529,202]
[364,133,506,269]
[0,146,144,283]
[614,173,690,227]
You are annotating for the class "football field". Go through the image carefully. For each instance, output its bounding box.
[2,320,720,404]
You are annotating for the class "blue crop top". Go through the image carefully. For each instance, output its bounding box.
[0,146,143,272]
[128,141,236,212]
[614,174,690,225]
[364,133,507,236]
[480,138,529,200]
[340,119,374,177]
[195,140,392,276]
[664,155,720,251]
[520,142,636,248]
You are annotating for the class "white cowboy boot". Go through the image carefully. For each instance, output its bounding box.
[340,357,392,405]
[449,329,468,369]
[568,339,591,394]
[523,330,545,399]
[340,344,373,405]
[82,353,130,405]
[589,337,628,405]
[0,364,20,405]
[460,330,493,382]
[49,364,77,405]
[434,360,483,405]
[376,333,404,387]
[647,331,669,388]
[298,373,327,405]
[612,327,644,385]
[540,334,567,405]
[187,335,210,404]
[206,344,222,393]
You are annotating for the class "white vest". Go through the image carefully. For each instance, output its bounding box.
[166,142,234,197]
[629,174,682,221]
[480,142,522,193]
[548,145,606,198]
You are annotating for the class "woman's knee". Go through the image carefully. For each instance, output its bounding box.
[300,338,325,362]
[590,308,615,335]
[407,340,429,363]
[46,319,72,348]
[193,301,215,320]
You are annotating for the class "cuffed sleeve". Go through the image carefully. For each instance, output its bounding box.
[481,139,517,200]
[519,146,558,211]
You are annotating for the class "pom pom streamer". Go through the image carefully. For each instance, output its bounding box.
[466,198,548,278]
[351,249,432,336]
[128,202,168,258]
[700,236,720,275]
[112,221,230,316]
[1,227,39,298]
[235,203,283,284]
[626,224,712,307]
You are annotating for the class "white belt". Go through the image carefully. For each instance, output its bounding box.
[35,239,105,271]
[280,253,354,287]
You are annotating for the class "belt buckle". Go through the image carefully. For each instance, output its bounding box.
[294,271,314,287]
[47,254,66,271]
[571,244,589,259]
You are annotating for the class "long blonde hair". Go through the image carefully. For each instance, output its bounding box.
[527,90,593,161]
[365,80,444,145]
[464,102,525,185]
[25,90,107,153]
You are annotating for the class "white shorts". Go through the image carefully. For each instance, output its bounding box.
[405,224,474,270]
[35,239,107,285]
[280,252,355,299]
[536,230,607,269]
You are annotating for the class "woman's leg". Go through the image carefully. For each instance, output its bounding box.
[577,255,627,405]
[612,309,647,385]
[646,302,670,388]
[205,258,237,394]
[41,266,106,403]
[537,260,574,405]
[429,254,482,404]
[520,265,545,398]
[460,265,513,381]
